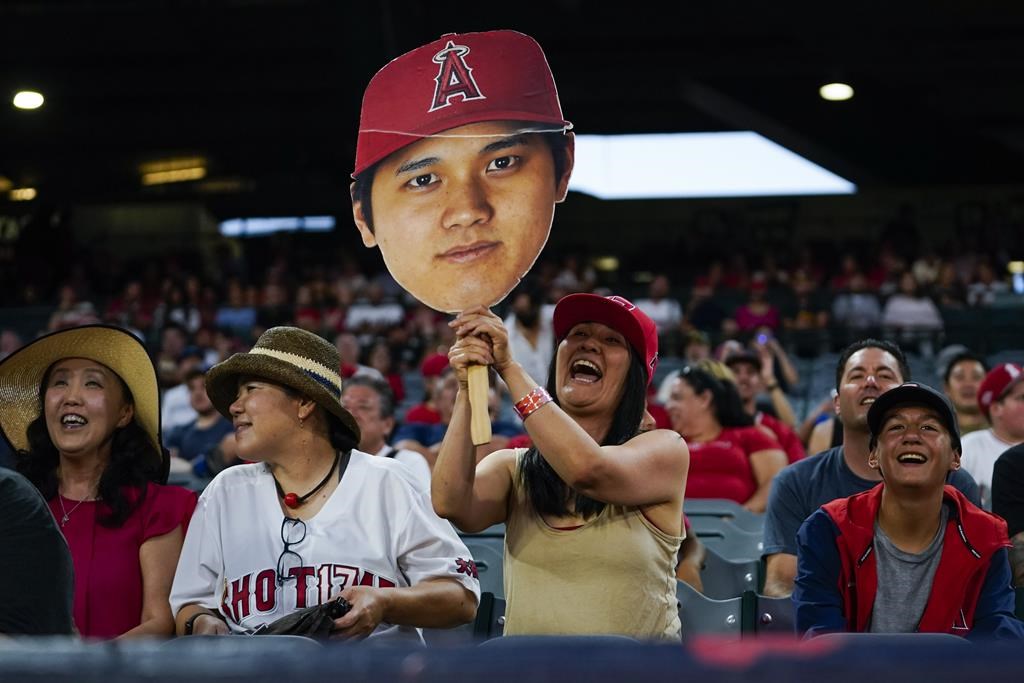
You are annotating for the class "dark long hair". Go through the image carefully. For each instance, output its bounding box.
[15,366,164,528]
[519,347,648,519]
[679,365,753,429]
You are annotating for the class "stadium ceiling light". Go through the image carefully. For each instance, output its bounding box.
[10,187,37,201]
[819,82,854,101]
[13,91,45,110]
[218,215,336,237]
[139,156,209,185]
[568,132,856,200]
[141,167,206,185]
[593,256,620,272]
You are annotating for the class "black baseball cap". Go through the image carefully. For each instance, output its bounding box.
[724,349,762,372]
[867,382,962,453]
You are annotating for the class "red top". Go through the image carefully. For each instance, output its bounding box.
[684,426,779,504]
[758,412,806,463]
[734,304,780,332]
[49,482,197,638]
[384,373,406,404]
[646,403,672,429]
[404,403,441,424]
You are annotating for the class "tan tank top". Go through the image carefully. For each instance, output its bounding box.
[503,450,683,640]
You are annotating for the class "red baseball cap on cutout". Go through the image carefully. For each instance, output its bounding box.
[977,362,1024,417]
[553,294,659,385]
[353,30,571,177]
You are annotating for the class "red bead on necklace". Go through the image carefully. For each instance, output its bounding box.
[273,453,339,510]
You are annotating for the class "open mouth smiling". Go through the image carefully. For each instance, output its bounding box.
[570,359,603,384]
[60,413,87,429]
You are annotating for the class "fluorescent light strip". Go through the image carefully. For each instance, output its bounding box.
[219,216,336,237]
[142,167,206,185]
[568,131,856,199]
[10,187,37,201]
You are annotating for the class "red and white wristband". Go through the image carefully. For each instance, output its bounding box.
[513,386,553,421]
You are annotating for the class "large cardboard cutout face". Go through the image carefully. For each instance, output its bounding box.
[352,30,572,313]
[353,121,573,312]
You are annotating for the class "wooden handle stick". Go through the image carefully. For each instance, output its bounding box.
[467,364,492,445]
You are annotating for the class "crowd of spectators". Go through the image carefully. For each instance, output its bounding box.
[1,235,1020,366]
[2,231,1023,641]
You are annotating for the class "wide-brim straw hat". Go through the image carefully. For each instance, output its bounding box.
[0,324,161,455]
[205,326,360,443]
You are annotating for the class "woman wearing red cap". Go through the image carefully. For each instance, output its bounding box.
[433,295,689,640]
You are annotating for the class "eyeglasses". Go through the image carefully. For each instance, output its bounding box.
[276,516,307,586]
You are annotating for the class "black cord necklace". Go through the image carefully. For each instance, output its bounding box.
[273,452,339,509]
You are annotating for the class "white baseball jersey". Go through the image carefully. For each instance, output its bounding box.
[373,444,432,494]
[170,450,480,641]
[961,428,1019,509]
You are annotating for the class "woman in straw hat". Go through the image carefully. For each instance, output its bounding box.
[170,326,478,640]
[433,296,690,640]
[0,325,197,638]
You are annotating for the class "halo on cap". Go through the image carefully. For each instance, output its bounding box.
[205,327,360,444]
[0,325,162,457]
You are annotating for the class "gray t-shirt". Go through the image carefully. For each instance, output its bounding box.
[763,446,980,557]
[869,506,949,633]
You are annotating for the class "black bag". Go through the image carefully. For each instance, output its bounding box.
[251,598,352,639]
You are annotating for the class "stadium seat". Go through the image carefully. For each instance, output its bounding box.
[684,498,765,533]
[987,350,1024,367]
[472,592,507,640]
[751,594,796,635]
[653,356,687,390]
[459,535,505,597]
[690,517,764,562]
[699,544,760,600]
[677,579,743,639]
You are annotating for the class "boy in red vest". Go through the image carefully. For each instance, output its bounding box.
[794,382,1023,639]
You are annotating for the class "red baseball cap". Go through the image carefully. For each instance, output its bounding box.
[353,30,571,177]
[977,362,1024,417]
[552,293,659,385]
[420,352,450,378]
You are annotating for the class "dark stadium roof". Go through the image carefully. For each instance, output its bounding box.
[3,0,1024,214]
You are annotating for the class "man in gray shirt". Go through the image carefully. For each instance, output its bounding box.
[794,383,1023,639]
[762,339,979,597]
